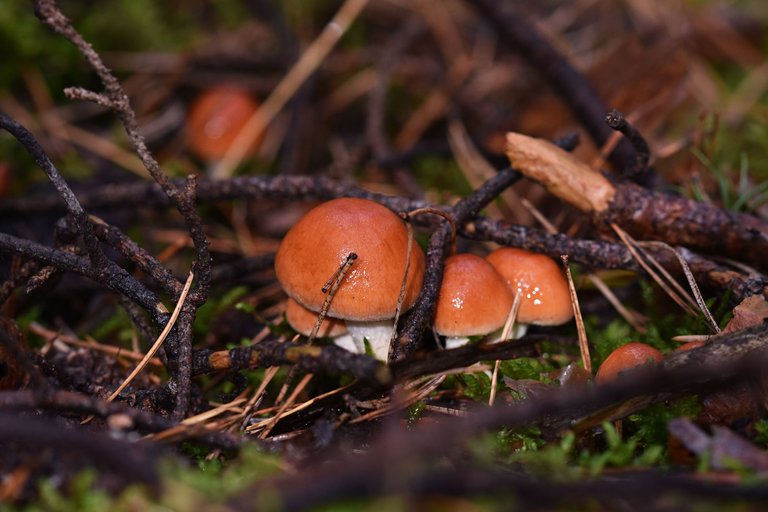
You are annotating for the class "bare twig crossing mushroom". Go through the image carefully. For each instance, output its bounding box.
[284,297,348,339]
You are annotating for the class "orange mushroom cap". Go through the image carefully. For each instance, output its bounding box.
[275,198,425,322]
[185,86,262,161]
[285,298,347,338]
[595,342,663,384]
[434,254,514,337]
[486,247,573,326]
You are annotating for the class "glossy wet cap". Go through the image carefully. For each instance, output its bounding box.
[275,198,425,321]
[595,342,663,384]
[186,86,262,160]
[486,248,573,326]
[285,298,347,338]
[434,254,513,336]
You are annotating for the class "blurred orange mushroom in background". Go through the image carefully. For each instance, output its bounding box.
[185,86,263,162]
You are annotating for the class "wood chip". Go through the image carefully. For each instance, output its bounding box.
[506,132,616,212]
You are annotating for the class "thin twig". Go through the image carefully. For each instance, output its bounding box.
[489,291,522,406]
[106,271,195,403]
[561,255,591,373]
[611,223,699,317]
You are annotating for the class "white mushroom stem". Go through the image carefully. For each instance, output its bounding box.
[345,320,395,361]
[444,336,470,350]
[332,333,362,354]
[504,323,528,342]
[443,323,528,350]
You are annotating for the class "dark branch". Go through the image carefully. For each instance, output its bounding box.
[605,109,651,182]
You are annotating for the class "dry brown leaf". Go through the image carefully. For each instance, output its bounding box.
[722,295,768,334]
[505,132,615,213]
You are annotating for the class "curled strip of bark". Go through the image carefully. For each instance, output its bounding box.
[192,341,392,387]
[605,109,651,181]
[466,0,636,171]
[392,167,522,359]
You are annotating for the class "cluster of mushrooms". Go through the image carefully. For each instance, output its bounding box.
[274,197,666,381]
[274,198,574,360]
[183,92,674,381]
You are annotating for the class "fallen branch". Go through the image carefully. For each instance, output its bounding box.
[506,132,768,271]
[192,340,391,386]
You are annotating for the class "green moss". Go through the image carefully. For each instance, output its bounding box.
[499,357,557,383]
[193,285,250,338]
[459,371,492,402]
[89,307,132,342]
[412,156,473,198]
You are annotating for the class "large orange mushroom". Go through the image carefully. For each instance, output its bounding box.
[275,198,425,361]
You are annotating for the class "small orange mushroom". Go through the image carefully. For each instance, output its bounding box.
[595,342,663,384]
[485,248,573,330]
[433,253,513,348]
